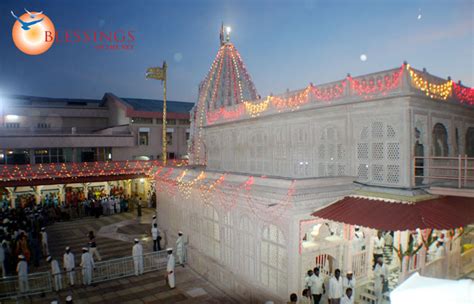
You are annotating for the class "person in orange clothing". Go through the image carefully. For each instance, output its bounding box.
[16,234,31,263]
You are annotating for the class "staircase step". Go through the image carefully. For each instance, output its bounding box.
[360,292,377,302]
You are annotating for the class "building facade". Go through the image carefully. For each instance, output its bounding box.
[0,93,193,207]
[0,93,193,164]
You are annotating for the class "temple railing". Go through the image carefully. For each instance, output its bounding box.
[413,155,474,189]
[351,250,369,280]
[420,257,445,278]
[407,251,424,273]
[461,247,474,276]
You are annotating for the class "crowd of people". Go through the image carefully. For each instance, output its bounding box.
[53,195,132,220]
[0,192,138,274]
[285,228,451,304]
[0,191,190,303]
[287,268,356,304]
[0,205,52,278]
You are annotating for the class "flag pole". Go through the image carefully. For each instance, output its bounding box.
[162,61,167,166]
[146,61,168,166]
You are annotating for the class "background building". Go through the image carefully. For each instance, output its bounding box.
[0,93,193,164]
[0,93,193,207]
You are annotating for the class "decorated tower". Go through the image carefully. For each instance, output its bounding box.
[188,24,258,165]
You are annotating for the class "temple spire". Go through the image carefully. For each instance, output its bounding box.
[220,22,224,46]
[219,23,231,46]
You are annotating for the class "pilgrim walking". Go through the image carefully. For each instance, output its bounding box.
[166,248,175,289]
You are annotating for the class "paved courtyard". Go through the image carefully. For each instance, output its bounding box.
[15,209,236,304]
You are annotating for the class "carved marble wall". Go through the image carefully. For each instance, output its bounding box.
[205,98,409,187]
[156,170,355,303]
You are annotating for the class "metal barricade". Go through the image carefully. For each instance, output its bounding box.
[93,255,135,282]
[0,271,52,300]
[0,250,171,300]
[93,250,168,283]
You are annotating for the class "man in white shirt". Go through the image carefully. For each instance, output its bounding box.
[132,239,144,276]
[166,248,175,289]
[17,255,29,293]
[372,231,385,268]
[353,226,365,251]
[373,257,388,304]
[80,247,95,286]
[151,224,160,251]
[428,238,438,261]
[40,227,49,256]
[304,269,313,297]
[342,271,356,299]
[63,247,75,286]
[109,197,115,215]
[328,269,344,304]
[47,255,62,291]
[176,231,186,266]
[435,241,445,259]
[311,267,325,304]
[438,232,446,244]
[341,288,354,304]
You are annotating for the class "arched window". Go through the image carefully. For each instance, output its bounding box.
[202,205,220,260]
[222,213,233,267]
[239,216,255,278]
[260,224,287,295]
[432,123,449,156]
[466,127,474,157]
[414,127,425,186]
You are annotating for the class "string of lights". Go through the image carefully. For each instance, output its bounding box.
[310,81,347,102]
[241,177,295,223]
[204,64,472,127]
[154,169,294,222]
[205,66,409,125]
[407,65,452,100]
[0,160,184,183]
[452,82,474,105]
[189,42,258,165]
[349,65,404,98]
[243,98,270,117]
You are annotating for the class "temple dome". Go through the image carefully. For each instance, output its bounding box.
[189,25,258,165]
[198,24,258,110]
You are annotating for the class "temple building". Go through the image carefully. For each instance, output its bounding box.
[155,26,474,303]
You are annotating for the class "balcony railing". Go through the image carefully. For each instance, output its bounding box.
[413,155,474,189]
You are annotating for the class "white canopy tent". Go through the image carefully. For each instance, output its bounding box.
[390,272,474,304]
